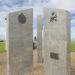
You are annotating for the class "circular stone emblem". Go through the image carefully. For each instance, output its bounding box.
[18,13,26,24]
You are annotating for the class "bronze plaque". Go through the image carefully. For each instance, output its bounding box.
[50,52,59,60]
[18,13,26,24]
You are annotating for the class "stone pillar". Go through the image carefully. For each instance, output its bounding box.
[43,8,71,75]
[37,16,42,63]
[6,9,33,75]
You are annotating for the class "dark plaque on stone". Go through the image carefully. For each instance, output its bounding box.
[50,12,57,22]
[18,13,26,24]
[50,52,59,60]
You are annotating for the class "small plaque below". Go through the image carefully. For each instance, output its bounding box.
[50,52,59,60]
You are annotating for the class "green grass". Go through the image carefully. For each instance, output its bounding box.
[0,42,6,53]
[71,41,75,52]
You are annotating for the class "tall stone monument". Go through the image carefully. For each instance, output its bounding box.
[37,16,42,63]
[43,8,71,75]
[7,9,33,75]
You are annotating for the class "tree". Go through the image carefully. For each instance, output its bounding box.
[0,40,4,42]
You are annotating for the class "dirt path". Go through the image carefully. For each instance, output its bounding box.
[0,53,7,75]
[0,51,75,75]
[71,52,75,75]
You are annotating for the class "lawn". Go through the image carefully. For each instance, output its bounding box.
[71,41,75,52]
[0,42,6,53]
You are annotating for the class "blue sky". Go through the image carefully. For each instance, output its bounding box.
[0,0,75,40]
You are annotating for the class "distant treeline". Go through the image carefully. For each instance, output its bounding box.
[0,40,5,42]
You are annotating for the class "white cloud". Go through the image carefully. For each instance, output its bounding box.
[0,27,6,40]
[0,0,75,40]
[0,0,33,11]
[49,0,75,12]
[71,19,75,26]
[71,27,75,40]
[0,12,7,27]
